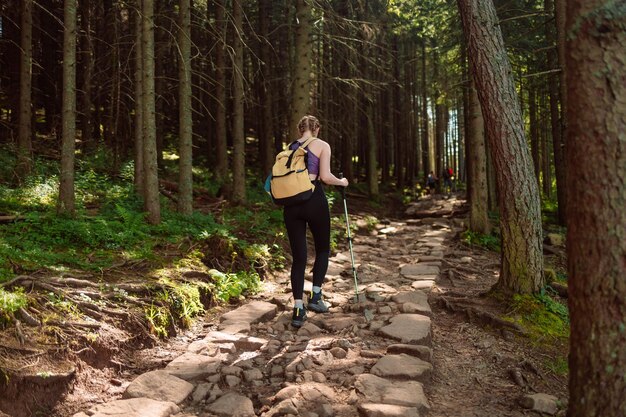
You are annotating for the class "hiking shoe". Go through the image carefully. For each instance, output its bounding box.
[291,306,307,328]
[307,290,330,313]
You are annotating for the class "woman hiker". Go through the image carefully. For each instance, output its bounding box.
[284,115,349,328]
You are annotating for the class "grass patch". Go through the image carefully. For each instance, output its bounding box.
[545,356,569,376]
[461,230,501,252]
[0,287,28,324]
[506,290,569,341]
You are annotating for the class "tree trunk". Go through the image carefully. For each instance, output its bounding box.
[258,0,275,176]
[142,0,161,224]
[566,2,626,415]
[58,0,77,215]
[467,76,490,234]
[213,0,228,185]
[16,0,33,181]
[541,92,551,198]
[529,86,540,185]
[420,40,430,179]
[231,0,245,203]
[457,0,544,294]
[288,0,313,138]
[79,0,93,150]
[547,0,566,225]
[366,100,379,199]
[177,0,193,215]
[133,1,144,194]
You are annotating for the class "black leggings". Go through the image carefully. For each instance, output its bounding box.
[283,183,330,300]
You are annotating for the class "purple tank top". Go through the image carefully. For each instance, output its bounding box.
[290,140,320,176]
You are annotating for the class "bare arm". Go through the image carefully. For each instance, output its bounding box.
[318,141,348,186]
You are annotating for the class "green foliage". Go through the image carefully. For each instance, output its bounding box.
[545,356,569,376]
[507,291,569,341]
[460,230,501,252]
[208,269,261,303]
[145,304,170,338]
[158,282,206,329]
[0,287,28,324]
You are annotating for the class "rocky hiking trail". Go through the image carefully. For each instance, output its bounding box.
[65,195,566,417]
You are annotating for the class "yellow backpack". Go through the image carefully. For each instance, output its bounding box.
[267,137,318,206]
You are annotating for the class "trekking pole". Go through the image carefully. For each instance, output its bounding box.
[338,173,360,303]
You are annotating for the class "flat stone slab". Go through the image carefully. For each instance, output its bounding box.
[220,300,277,324]
[165,352,222,381]
[355,374,429,410]
[399,264,440,276]
[371,354,432,382]
[124,370,194,404]
[386,344,432,363]
[357,403,420,417]
[81,398,179,417]
[391,291,431,316]
[205,331,268,351]
[378,314,431,345]
[206,392,255,417]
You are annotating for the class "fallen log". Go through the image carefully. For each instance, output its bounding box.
[0,215,26,223]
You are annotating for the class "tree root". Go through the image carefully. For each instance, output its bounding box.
[439,296,526,335]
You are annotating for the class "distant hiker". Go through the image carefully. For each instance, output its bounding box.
[427,171,437,194]
[442,167,453,193]
[282,115,348,328]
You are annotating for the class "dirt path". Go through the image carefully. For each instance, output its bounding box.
[65,195,567,417]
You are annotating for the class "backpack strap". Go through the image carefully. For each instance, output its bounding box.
[300,137,318,149]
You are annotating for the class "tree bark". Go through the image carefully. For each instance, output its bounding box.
[17,0,33,181]
[467,76,490,235]
[177,0,193,215]
[133,1,144,194]
[58,0,77,215]
[288,0,313,138]
[457,0,544,294]
[566,1,626,415]
[213,0,228,185]
[231,0,246,203]
[142,0,161,224]
[529,85,540,185]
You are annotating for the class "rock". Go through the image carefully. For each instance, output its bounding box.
[324,316,359,331]
[206,392,255,417]
[348,366,365,375]
[313,371,327,383]
[225,375,241,387]
[378,306,392,314]
[204,331,268,351]
[364,309,375,323]
[391,291,431,316]
[243,368,263,382]
[410,280,435,291]
[317,403,334,417]
[220,300,277,324]
[299,383,336,403]
[187,340,220,355]
[221,365,243,376]
[165,353,222,381]
[192,382,212,404]
[386,344,432,363]
[355,373,429,410]
[460,256,472,264]
[360,350,383,359]
[399,264,439,276]
[71,414,89,417]
[545,233,564,247]
[124,370,194,404]
[370,354,433,382]
[84,398,179,417]
[330,347,347,359]
[520,393,559,415]
[271,365,284,377]
[271,398,299,415]
[217,321,251,334]
[357,403,420,417]
[275,385,300,402]
[366,292,386,302]
[378,314,431,345]
[430,250,444,259]
[298,322,322,336]
[369,321,385,331]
